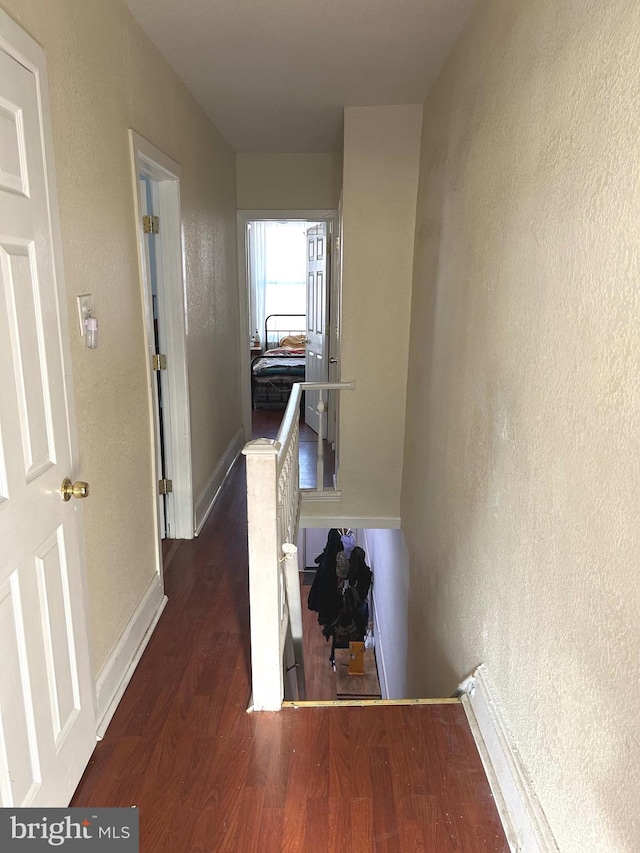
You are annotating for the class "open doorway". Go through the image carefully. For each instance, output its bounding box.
[238,210,342,488]
[130,132,194,552]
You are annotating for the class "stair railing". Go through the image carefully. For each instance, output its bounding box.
[243,380,354,711]
[300,381,355,492]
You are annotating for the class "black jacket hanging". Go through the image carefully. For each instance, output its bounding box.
[308,531,373,661]
[307,528,342,629]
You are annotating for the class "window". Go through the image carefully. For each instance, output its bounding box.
[248,220,316,338]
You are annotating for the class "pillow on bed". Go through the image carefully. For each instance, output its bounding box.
[279,334,306,348]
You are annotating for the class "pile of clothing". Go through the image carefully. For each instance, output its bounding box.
[307,529,372,665]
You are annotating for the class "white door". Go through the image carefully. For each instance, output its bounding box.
[305,224,328,435]
[0,19,96,807]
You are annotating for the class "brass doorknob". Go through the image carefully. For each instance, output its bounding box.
[61,478,90,501]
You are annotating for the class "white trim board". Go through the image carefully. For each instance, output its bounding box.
[129,130,194,541]
[194,427,245,535]
[95,573,167,738]
[458,665,559,853]
[371,593,390,700]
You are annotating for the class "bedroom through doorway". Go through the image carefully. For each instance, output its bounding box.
[238,211,341,489]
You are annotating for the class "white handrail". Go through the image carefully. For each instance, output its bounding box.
[244,379,355,711]
[277,381,355,494]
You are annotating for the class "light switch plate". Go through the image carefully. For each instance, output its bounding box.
[76,294,93,336]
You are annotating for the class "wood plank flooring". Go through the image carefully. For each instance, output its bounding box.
[71,457,508,851]
[300,571,337,701]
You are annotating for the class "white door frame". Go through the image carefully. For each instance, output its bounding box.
[138,174,173,542]
[327,199,343,450]
[237,209,339,442]
[129,132,194,540]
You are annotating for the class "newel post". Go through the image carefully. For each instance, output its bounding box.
[242,438,283,710]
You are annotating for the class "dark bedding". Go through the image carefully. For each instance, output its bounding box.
[251,346,306,409]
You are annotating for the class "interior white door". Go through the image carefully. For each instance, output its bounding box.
[305,224,328,435]
[0,24,96,807]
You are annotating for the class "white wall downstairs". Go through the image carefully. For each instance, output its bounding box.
[358,529,409,700]
[402,0,640,850]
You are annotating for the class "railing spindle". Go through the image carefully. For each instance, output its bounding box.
[316,391,325,491]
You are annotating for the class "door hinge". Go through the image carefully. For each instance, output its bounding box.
[158,478,173,495]
[152,353,167,371]
[143,214,159,234]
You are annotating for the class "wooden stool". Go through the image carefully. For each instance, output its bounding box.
[334,648,381,700]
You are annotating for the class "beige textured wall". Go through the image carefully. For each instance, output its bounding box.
[2,0,241,673]
[402,0,640,849]
[236,153,342,210]
[318,105,421,521]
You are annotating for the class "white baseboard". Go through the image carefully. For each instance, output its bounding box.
[458,664,558,853]
[371,588,389,700]
[194,427,244,535]
[95,573,167,739]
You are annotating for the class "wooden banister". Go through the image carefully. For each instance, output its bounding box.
[243,380,355,711]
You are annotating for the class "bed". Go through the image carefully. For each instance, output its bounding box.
[252,314,306,410]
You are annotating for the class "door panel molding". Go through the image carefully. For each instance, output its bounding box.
[305,223,328,437]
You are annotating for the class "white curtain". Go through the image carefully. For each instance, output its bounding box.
[248,220,308,345]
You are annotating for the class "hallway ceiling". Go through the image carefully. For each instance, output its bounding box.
[123,0,477,153]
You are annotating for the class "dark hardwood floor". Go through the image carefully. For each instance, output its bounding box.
[71,455,508,851]
[300,572,337,702]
